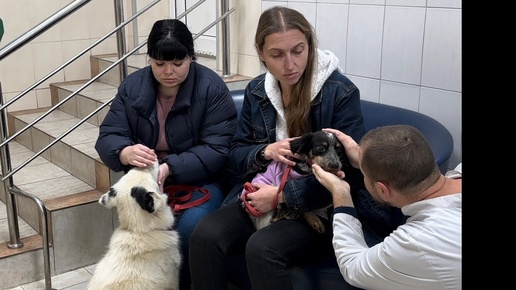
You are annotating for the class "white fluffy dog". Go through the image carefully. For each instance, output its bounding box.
[87,161,181,290]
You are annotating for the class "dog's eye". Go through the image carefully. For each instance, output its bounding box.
[335,144,345,156]
[314,144,327,154]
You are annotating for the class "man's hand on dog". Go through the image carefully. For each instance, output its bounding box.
[322,128,360,169]
[312,164,354,208]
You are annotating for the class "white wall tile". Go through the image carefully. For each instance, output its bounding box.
[0,0,31,45]
[386,0,426,6]
[421,8,462,92]
[27,0,61,43]
[31,42,65,90]
[236,53,261,79]
[232,0,262,56]
[317,0,350,3]
[316,3,349,70]
[90,37,118,55]
[262,1,287,11]
[428,0,462,9]
[346,5,384,78]
[59,5,90,41]
[350,0,385,5]
[379,80,420,111]
[419,87,461,168]
[0,45,36,93]
[348,75,381,102]
[87,1,116,39]
[62,39,93,81]
[289,2,317,26]
[186,0,217,41]
[381,6,425,85]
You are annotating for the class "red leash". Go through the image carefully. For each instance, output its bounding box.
[241,165,292,217]
[164,185,211,214]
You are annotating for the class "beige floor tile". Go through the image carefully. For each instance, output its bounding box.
[19,268,92,290]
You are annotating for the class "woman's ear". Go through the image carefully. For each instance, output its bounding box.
[256,46,265,61]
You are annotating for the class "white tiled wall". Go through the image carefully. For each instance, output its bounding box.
[0,0,462,169]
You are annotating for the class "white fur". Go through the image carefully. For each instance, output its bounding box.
[88,161,181,290]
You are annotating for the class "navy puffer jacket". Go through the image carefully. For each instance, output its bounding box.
[95,62,237,184]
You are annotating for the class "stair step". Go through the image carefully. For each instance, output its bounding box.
[7,108,110,192]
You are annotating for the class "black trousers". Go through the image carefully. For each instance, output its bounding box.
[189,202,333,290]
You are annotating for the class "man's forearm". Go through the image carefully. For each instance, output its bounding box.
[332,187,355,208]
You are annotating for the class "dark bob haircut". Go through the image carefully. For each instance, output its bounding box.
[147,19,196,61]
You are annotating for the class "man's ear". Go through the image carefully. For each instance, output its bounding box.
[375,181,392,201]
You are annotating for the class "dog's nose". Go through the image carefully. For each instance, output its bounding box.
[328,161,341,170]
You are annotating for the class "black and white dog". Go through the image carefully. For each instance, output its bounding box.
[243,131,347,233]
[88,161,181,290]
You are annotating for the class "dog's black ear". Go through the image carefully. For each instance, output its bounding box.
[290,133,313,154]
[131,187,155,213]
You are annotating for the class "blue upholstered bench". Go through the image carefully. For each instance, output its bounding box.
[226,89,454,290]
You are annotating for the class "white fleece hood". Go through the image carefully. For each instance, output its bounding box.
[264,49,342,141]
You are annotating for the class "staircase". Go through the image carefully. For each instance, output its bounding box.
[0,53,251,289]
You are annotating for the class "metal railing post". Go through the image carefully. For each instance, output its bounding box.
[131,0,139,50]
[114,0,128,81]
[0,83,23,249]
[220,0,231,78]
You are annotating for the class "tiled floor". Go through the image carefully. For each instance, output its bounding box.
[1,198,97,290]
[5,263,97,290]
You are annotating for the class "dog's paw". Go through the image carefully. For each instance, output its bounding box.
[304,213,326,233]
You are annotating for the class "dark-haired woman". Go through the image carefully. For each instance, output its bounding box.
[95,19,237,290]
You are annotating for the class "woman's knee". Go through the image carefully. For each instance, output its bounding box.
[190,213,220,242]
[246,230,279,261]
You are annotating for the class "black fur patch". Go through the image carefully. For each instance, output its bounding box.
[131,186,155,213]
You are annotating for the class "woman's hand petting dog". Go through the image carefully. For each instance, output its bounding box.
[158,163,170,192]
[119,144,158,168]
[244,183,281,214]
[263,138,302,167]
